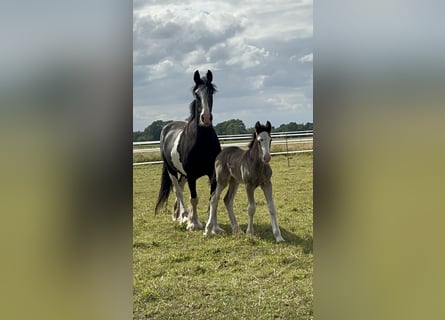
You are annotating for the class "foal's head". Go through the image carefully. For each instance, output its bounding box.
[251,121,272,163]
[193,70,216,127]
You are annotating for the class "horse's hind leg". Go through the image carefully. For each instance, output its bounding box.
[172,175,187,221]
[224,178,242,234]
[261,180,284,242]
[168,173,188,224]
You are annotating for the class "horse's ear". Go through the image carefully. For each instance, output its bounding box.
[194,70,201,84]
[266,121,272,133]
[206,70,213,83]
[255,121,261,132]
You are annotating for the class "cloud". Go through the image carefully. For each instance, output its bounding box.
[297,53,313,63]
[133,0,313,131]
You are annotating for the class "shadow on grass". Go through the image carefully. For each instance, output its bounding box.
[133,240,161,249]
[149,220,313,254]
[216,223,313,253]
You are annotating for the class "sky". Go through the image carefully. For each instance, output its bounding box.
[133,0,313,131]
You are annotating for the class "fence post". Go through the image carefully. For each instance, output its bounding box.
[285,134,290,167]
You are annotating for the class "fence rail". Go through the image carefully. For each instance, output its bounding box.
[133,130,313,166]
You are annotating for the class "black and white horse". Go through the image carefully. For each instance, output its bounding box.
[154,70,221,230]
[204,121,285,242]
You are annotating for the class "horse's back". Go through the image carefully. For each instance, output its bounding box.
[215,146,244,181]
[216,146,273,186]
[160,121,186,153]
[161,121,186,142]
[159,121,186,174]
[217,146,243,158]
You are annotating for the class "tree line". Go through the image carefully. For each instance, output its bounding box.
[133,119,313,142]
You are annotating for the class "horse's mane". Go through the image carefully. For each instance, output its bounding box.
[187,100,197,122]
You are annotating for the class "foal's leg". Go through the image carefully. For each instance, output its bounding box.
[261,180,285,242]
[224,178,242,233]
[168,173,188,224]
[245,185,256,236]
[204,181,226,236]
[207,173,225,234]
[172,175,187,221]
[187,178,203,230]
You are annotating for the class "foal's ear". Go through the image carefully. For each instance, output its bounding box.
[194,70,202,84]
[266,121,272,133]
[255,121,261,132]
[206,70,213,83]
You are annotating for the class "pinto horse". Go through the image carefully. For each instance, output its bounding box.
[154,70,221,230]
[204,121,285,242]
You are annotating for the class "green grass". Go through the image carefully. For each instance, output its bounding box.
[133,154,313,319]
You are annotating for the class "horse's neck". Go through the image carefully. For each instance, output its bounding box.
[241,142,269,185]
[184,117,214,146]
[185,99,217,145]
[246,141,263,165]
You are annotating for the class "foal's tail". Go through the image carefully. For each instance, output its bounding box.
[154,163,172,215]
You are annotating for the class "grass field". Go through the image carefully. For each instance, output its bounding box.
[133,153,313,319]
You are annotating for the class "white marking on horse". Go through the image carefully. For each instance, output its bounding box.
[171,132,187,176]
[257,131,272,163]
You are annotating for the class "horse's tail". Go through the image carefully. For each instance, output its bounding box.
[155,163,172,215]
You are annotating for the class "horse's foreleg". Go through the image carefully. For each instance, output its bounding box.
[245,185,256,236]
[261,181,285,242]
[187,179,203,230]
[224,179,242,234]
[168,173,188,224]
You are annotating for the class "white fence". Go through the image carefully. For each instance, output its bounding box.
[133,130,313,166]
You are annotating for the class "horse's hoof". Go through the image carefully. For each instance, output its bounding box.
[213,226,226,234]
[232,226,243,234]
[177,212,189,224]
[203,226,225,236]
[275,236,285,243]
[186,220,203,231]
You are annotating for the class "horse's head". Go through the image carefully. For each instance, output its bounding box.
[193,70,216,127]
[254,121,272,163]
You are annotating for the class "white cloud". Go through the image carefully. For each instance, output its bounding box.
[225,38,270,69]
[251,75,268,90]
[147,59,181,80]
[133,0,313,131]
[298,53,313,63]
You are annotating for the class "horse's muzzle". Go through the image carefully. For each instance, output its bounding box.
[200,113,213,126]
